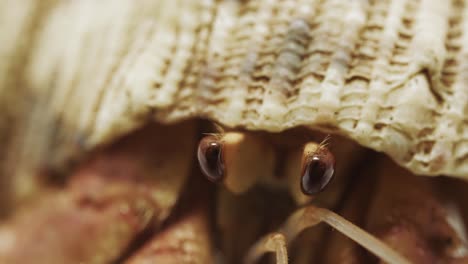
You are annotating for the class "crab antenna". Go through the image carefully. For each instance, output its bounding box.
[245,233,288,264]
[245,205,412,264]
[288,206,411,264]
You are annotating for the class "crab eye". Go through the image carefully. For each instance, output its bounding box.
[197,135,225,183]
[301,148,335,195]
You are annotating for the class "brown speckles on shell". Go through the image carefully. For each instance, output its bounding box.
[0,0,467,185]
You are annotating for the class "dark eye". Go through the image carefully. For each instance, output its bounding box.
[301,148,335,195]
[197,135,225,183]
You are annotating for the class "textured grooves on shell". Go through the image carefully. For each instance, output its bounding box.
[0,0,467,179]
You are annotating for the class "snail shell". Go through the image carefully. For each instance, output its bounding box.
[0,0,467,195]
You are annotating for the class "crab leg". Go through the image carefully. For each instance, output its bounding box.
[0,122,196,264]
[365,159,468,263]
[125,179,213,264]
[124,203,213,264]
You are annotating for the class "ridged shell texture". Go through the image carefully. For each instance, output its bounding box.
[0,0,467,180]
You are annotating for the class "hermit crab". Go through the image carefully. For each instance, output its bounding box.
[0,0,467,263]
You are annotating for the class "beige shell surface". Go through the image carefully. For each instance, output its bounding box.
[0,0,467,186]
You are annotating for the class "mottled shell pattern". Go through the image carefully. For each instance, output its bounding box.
[0,0,467,186]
